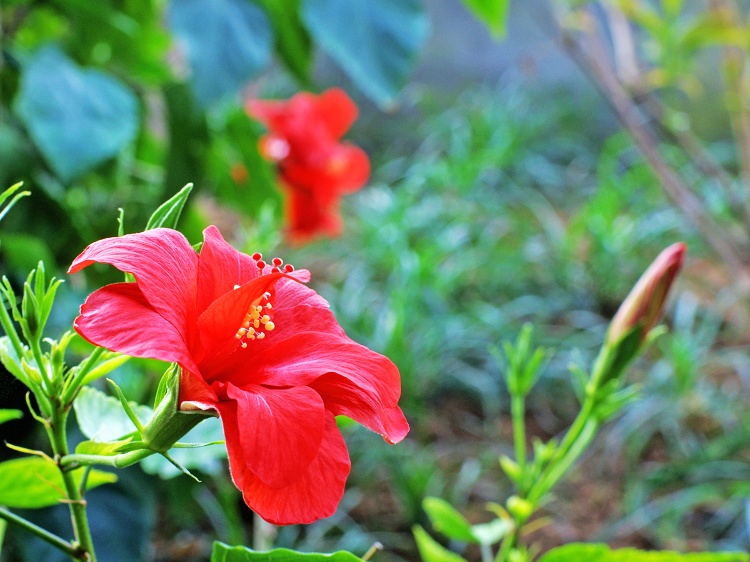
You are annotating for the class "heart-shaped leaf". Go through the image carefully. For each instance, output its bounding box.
[168,0,273,107]
[15,46,139,184]
[301,0,429,107]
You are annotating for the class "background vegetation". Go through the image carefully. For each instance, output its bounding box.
[2,0,750,560]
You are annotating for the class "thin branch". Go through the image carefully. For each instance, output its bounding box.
[560,12,750,291]
[710,0,750,222]
[0,506,82,560]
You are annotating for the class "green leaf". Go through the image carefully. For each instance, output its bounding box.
[422,497,477,543]
[73,385,153,442]
[145,183,193,230]
[211,542,364,561]
[0,409,22,425]
[538,544,749,562]
[0,457,117,508]
[301,0,429,107]
[459,0,510,37]
[255,0,313,84]
[14,46,139,184]
[0,336,29,385]
[412,526,469,562]
[168,0,273,107]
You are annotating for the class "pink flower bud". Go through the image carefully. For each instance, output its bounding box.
[606,242,687,346]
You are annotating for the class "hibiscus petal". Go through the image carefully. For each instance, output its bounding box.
[223,383,326,489]
[197,226,259,314]
[69,229,198,342]
[74,283,199,373]
[281,182,342,240]
[245,99,286,130]
[331,144,370,194]
[316,88,358,139]
[195,272,283,354]
[178,369,219,412]
[310,373,409,444]
[273,276,323,308]
[224,411,350,525]
[229,332,406,442]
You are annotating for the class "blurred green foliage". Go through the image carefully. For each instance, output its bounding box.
[3,0,750,559]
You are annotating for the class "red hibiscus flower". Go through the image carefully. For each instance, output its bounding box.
[68,226,408,525]
[246,88,370,242]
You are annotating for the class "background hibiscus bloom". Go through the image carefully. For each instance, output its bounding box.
[247,88,370,243]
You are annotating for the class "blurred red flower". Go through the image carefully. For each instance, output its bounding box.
[246,88,369,242]
[69,226,408,525]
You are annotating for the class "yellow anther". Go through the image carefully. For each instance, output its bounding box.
[254,319,260,329]
[248,334,255,340]
[237,327,247,336]
[240,341,248,349]
[257,332,265,340]
[242,320,251,329]
[251,310,260,320]
[260,315,270,324]
[265,321,275,331]
[247,327,255,336]
[266,303,273,310]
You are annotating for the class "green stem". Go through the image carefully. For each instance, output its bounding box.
[0,507,82,559]
[30,338,51,393]
[0,515,6,557]
[511,394,527,472]
[48,405,97,562]
[61,347,105,405]
[480,542,493,562]
[530,418,599,504]
[61,448,156,470]
[494,532,514,562]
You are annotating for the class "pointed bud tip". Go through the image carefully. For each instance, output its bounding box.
[607,242,687,346]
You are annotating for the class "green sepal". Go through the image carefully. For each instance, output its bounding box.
[107,378,146,433]
[142,365,213,452]
[591,323,643,390]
